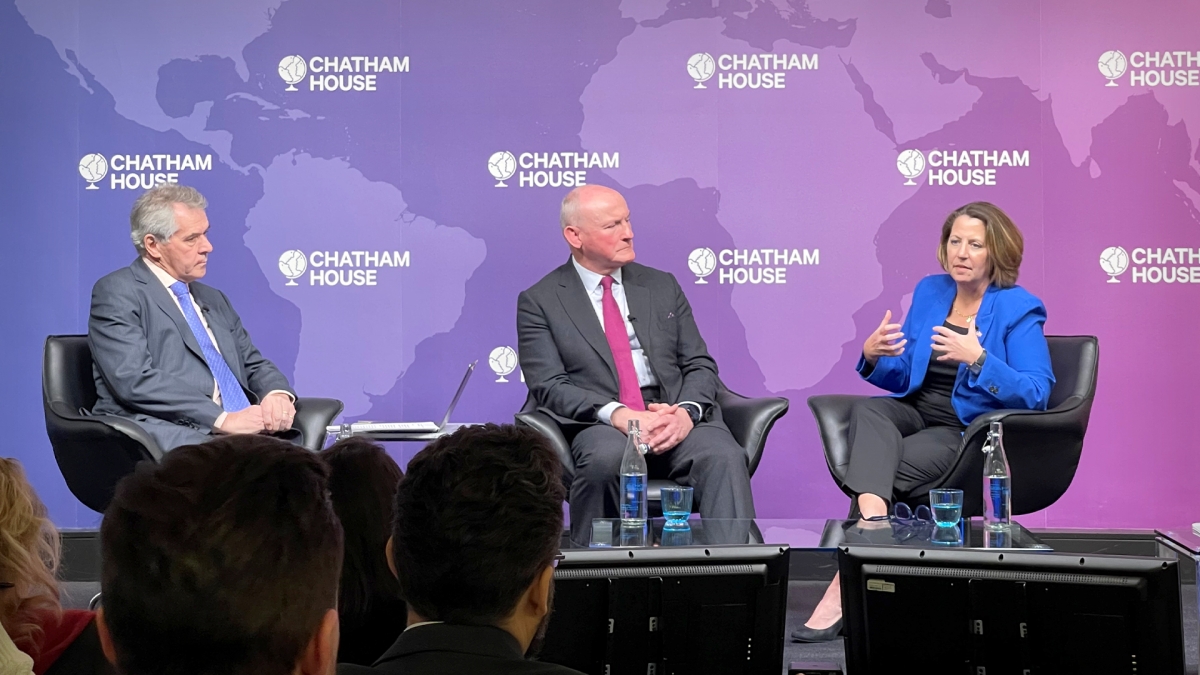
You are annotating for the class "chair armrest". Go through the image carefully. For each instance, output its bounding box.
[47,401,164,461]
[92,414,165,461]
[515,410,576,487]
[959,394,1089,455]
[294,397,344,452]
[717,390,789,475]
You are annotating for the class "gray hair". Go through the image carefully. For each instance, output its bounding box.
[560,187,584,229]
[130,184,208,254]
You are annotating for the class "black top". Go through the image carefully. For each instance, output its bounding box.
[337,623,585,675]
[906,321,968,428]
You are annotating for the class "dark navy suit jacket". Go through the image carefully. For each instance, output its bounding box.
[516,259,722,427]
[856,274,1054,424]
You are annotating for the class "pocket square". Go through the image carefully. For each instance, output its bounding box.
[666,311,675,319]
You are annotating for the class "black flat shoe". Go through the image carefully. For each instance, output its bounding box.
[790,619,843,643]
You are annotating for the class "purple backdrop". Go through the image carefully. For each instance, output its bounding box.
[2,0,1198,529]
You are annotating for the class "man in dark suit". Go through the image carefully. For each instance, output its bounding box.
[517,185,755,544]
[88,184,298,451]
[338,424,582,675]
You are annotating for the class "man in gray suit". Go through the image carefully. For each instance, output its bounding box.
[517,185,755,543]
[89,184,298,451]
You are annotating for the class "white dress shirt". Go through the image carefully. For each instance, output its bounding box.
[572,258,710,427]
[143,258,291,429]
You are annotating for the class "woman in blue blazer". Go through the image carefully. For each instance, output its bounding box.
[794,201,1054,642]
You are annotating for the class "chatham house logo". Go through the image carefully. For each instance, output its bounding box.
[1099,246,1129,282]
[79,153,109,190]
[489,346,518,382]
[279,250,309,286]
[897,149,926,186]
[279,55,308,91]
[687,247,717,283]
[1098,50,1128,87]
[488,151,517,187]
[687,53,716,89]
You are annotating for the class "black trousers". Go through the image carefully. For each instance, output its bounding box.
[567,419,755,545]
[841,397,964,504]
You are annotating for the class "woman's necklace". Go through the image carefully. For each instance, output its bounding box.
[953,299,981,321]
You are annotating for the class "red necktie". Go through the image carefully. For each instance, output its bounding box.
[600,276,645,411]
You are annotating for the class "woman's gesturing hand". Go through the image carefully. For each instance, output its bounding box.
[932,316,984,365]
[863,310,906,365]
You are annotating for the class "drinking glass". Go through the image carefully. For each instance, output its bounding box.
[930,488,964,528]
[590,518,618,547]
[660,486,693,530]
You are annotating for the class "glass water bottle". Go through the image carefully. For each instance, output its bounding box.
[982,420,1012,531]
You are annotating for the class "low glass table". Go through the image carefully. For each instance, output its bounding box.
[573,517,1052,552]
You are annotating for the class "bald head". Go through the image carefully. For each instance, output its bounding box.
[560,185,625,230]
[560,185,635,275]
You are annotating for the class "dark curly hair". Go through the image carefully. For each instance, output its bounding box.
[390,423,565,624]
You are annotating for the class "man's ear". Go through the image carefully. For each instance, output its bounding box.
[562,225,583,250]
[298,608,339,675]
[385,536,398,580]
[94,607,119,666]
[527,565,554,619]
[142,234,162,260]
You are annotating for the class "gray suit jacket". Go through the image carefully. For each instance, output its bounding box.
[88,259,294,450]
[516,259,722,427]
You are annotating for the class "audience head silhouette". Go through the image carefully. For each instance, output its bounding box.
[389,423,565,654]
[97,436,344,675]
[0,457,61,656]
[320,437,406,666]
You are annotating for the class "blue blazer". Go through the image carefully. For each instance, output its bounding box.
[855,274,1054,424]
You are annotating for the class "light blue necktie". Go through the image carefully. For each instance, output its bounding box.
[169,282,252,413]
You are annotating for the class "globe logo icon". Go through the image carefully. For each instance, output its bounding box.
[1099,246,1129,283]
[687,247,717,284]
[1098,50,1127,87]
[488,151,517,188]
[278,250,308,286]
[278,55,307,91]
[79,153,108,190]
[489,346,518,382]
[897,149,926,186]
[687,53,716,89]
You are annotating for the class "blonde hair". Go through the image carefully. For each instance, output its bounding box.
[937,201,1024,288]
[0,458,62,656]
